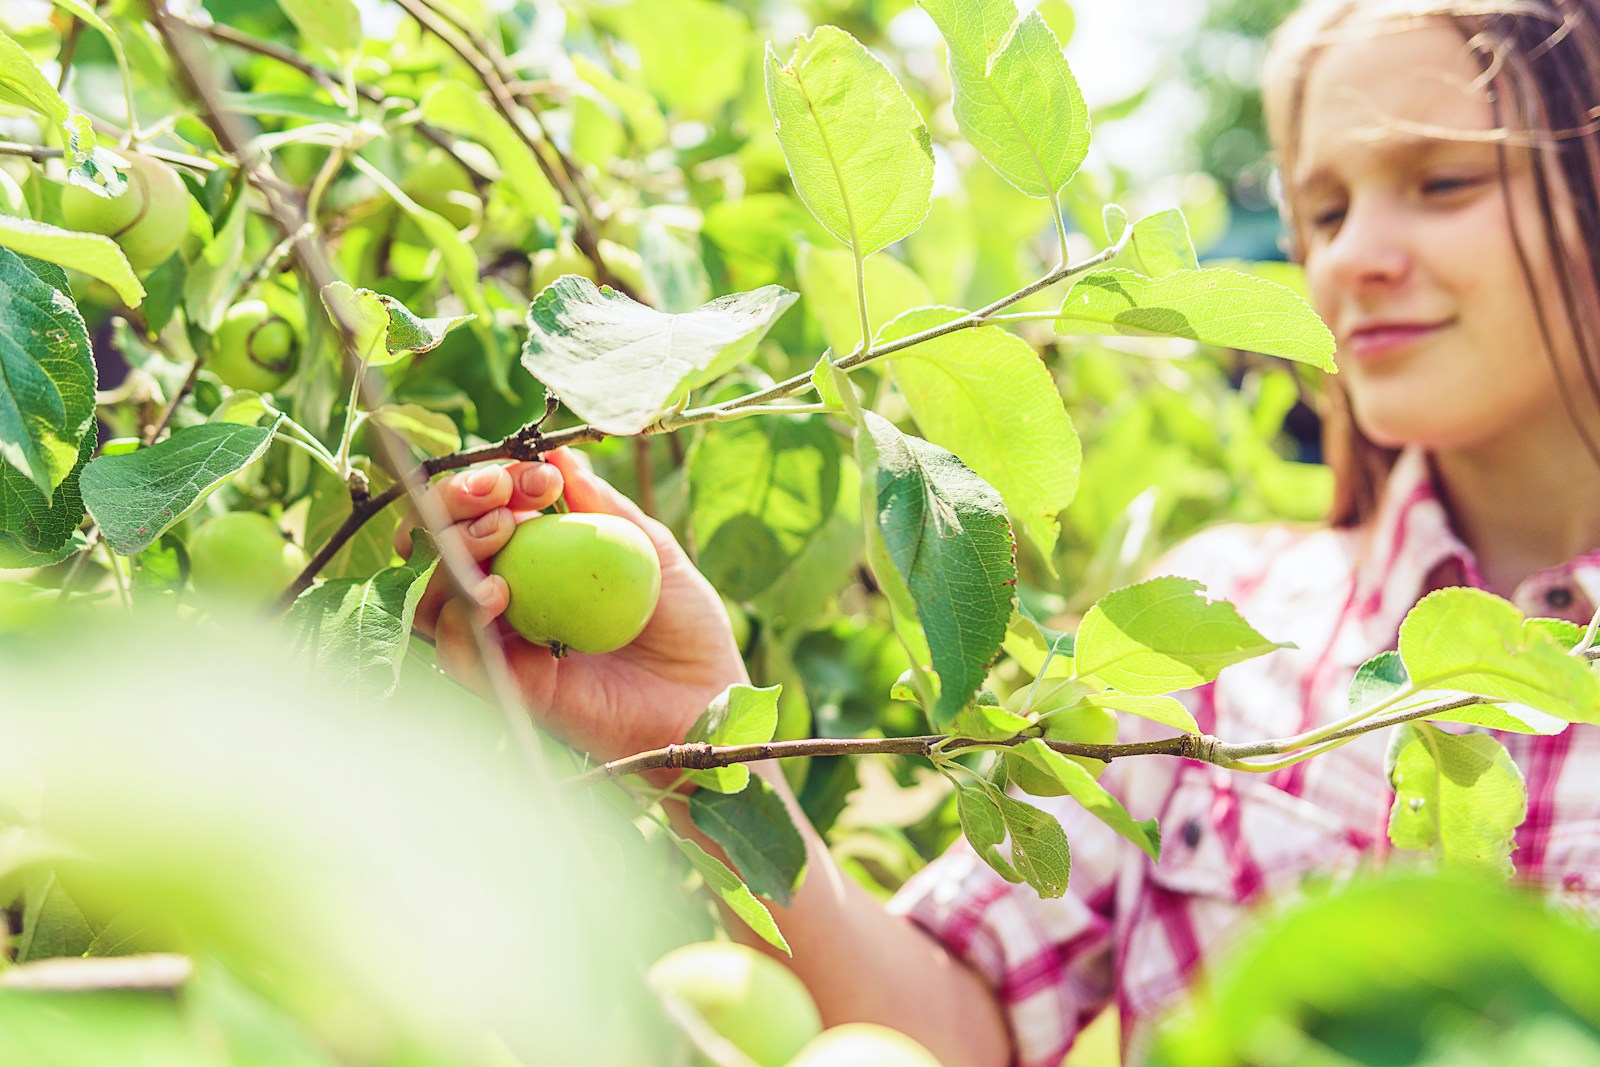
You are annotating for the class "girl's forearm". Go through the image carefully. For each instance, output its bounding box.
[665,762,1012,1067]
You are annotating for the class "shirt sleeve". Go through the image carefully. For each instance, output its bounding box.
[886,760,1147,1067]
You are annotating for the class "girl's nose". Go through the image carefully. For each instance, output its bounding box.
[1321,198,1411,290]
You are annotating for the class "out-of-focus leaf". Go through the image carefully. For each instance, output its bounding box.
[0,214,143,307]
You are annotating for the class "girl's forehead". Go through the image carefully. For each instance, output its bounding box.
[1293,24,1498,179]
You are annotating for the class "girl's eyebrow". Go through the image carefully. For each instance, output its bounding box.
[1292,136,1498,197]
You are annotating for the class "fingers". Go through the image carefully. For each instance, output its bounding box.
[545,448,650,526]
[397,462,566,558]
[413,517,512,636]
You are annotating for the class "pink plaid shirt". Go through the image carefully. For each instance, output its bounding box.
[889,446,1600,1066]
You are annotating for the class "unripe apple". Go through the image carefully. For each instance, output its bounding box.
[786,1023,944,1067]
[490,512,661,655]
[1004,682,1119,795]
[188,512,308,608]
[403,154,482,230]
[209,301,301,394]
[646,941,821,1067]
[59,151,190,273]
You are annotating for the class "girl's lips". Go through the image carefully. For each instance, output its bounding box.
[1343,322,1447,362]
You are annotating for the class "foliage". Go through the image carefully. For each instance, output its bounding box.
[1,0,1598,1063]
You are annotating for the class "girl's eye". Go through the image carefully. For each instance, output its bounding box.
[1309,205,1346,230]
[1422,175,1487,196]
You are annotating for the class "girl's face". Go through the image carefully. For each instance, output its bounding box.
[1294,22,1580,452]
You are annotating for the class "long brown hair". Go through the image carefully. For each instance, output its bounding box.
[1261,0,1600,527]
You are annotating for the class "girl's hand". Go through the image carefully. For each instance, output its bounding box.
[400,449,749,764]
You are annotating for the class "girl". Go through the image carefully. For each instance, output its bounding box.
[405,0,1600,1063]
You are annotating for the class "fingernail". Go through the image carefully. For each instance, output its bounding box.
[519,464,552,497]
[468,510,502,538]
[466,468,499,496]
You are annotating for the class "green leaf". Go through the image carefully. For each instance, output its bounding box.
[879,306,1080,571]
[571,54,667,150]
[275,0,362,57]
[689,778,808,907]
[304,458,404,581]
[1007,739,1161,861]
[1345,649,1559,734]
[1348,649,1410,714]
[1003,610,1076,677]
[599,0,752,120]
[1386,723,1526,876]
[1056,268,1337,369]
[319,282,389,363]
[0,214,144,307]
[0,28,83,148]
[354,158,505,393]
[1398,588,1600,724]
[1120,208,1199,278]
[988,785,1071,897]
[765,27,934,258]
[864,412,1016,728]
[689,414,840,601]
[0,247,98,498]
[1074,576,1286,695]
[1078,692,1199,736]
[684,684,782,794]
[796,245,934,356]
[955,782,1022,883]
[520,275,797,435]
[418,82,562,226]
[219,90,352,123]
[16,872,95,963]
[0,445,90,568]
[671,837,790,954]
[368,404,461,458]
[951,701,1031,742]
[81,421,279,556]
[283,536,440,699]
[917,0,1088,198]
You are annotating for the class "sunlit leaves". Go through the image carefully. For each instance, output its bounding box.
[321,282,474,368]
[863,413,1016,727]
[0,434,91,569]
[688,414,841,601]
[598,0,753,120]
[0,27,95,169]
[1057,268,1337,369]
[879,305,1080,570]
[684,684,782,794]
[1119,208,1199,278]
[765,27,934,258]
[1398,588,1600,724]
[418,82,561,226]
[82,421,280,556]
[520,275,796,435]
[796,245,933,356]
[1007,739,1161,860]
[1386,723,1526,877]
[1074,577,1285,695]
[671,837,789,954]
[0,215,144,307]
[918,0,1088,198]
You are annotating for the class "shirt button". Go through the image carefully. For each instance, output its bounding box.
[1547,587,1575,610]
[1182,819,1203,848]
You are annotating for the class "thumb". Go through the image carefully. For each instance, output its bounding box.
[546,447,651,526]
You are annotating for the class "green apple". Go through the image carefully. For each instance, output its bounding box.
[786,1024,943,1067]
[646,942,821,1067]
[59,151,190,273]
[403,154,482,230]
[490,512,661,655]
[531,238,647,296]
[209,301,301,394]
[188,512,309,608]
[1004,682,1119,795]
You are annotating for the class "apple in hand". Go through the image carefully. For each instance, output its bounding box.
[209,300,301,394]
[60,151,190,273]
[647,941,821,1067]
[188,512,309,608]
[1004,681,1119,795]
[786,1023,944,1067]
[490,511,662,655]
